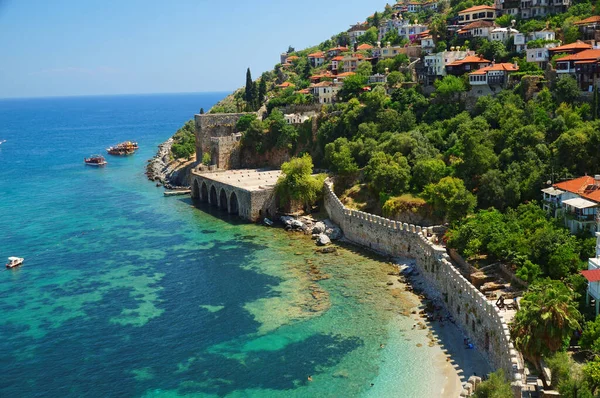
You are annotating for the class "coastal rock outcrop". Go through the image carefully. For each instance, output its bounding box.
[312,222,326,235]
[146,138,195,187]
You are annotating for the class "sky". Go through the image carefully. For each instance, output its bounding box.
[0,0,385,98]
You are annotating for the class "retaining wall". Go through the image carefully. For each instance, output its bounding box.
[323,180,523,390]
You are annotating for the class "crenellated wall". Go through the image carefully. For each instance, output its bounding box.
[323,180,524,392]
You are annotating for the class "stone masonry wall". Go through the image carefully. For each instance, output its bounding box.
[323,180,524,390]
[194,113,254,163]
[210,134,242,170]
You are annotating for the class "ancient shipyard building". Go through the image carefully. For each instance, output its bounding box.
[192,112,279,222]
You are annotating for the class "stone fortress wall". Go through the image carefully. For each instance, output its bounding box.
[323,180,524,392]
[194,113,254,163]
[210,134,242,170]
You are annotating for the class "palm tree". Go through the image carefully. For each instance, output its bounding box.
[510,279,581,387]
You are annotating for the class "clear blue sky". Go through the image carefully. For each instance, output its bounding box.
[0,0,384,98]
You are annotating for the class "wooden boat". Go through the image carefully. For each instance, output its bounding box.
[6,257,24,269]
[84,155,107,166]
[107,141,139,156]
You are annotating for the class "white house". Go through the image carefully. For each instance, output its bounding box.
[583,233,600,315]
[525,44,557,69]
[348,23,369,44]
[422,50,474,84]
[542,175,600,234]
[490,27,520,43]
[310,81,341,104]
[397,20,429,41]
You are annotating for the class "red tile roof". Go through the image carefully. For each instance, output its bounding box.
[357,43,374,50]
[447,55,491,66]
[469,62,519,75]
[582,269,600,282]
[308,52,325,58]
[329,46,349,52]
[574,16,600,26]
[277,82,295,88]
[550,41,593,53]
[459,5,496,13]
[331,56,344,61]
[554,176,600,202]
[461,20,496,30]
[336,72,356,77]
[555,49,600,62]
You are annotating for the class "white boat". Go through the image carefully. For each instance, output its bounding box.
[6,257,24,269]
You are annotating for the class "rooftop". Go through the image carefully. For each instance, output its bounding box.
[193,169,282,192]
[549,41,593,53]
[582,269,600,282]
[469,62,519,75]
[574,16,600,26]
[554,176,600,202]
[447,55,491,66]
[555,48,600,62]
[459,5,496,13]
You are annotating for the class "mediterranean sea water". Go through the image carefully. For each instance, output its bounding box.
[0,93,453,397]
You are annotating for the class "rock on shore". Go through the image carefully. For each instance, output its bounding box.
[146,139,195,188]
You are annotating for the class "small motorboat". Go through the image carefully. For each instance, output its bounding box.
[6,257,24,269]
[84,155,108,166]
[106,141,139,156]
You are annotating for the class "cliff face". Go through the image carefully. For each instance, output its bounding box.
[146,139,196,187]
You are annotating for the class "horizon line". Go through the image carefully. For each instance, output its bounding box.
[0,90,234,101]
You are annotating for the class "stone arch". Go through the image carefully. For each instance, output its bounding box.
[209,185,218,206]
[219,188,228,211]
[201,181,209,203]
[229,191,239,215]
[192,179,200,199]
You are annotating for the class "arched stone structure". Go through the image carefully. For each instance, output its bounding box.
[209,185,218,206]
[192,179,200,199]
[229,192,239,215]
[219,189,228,211]
[190,169,279,221]
[201,181,209,203]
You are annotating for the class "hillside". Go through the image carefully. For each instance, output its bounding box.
[197,0,600,394]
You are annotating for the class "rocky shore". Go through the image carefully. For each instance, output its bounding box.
[146,138,194,189]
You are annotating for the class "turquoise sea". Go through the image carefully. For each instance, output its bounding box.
[0,93,453,397]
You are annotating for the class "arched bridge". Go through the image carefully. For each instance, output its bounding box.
[191,169,280,222]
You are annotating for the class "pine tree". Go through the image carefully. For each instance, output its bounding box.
[303,59,312,80]
[245,68,254,105]
[258,77,267,105]
[373,12,380,28]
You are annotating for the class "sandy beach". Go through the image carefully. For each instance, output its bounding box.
[384,258,492,397]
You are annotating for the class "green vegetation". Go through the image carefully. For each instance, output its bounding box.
[473,370,513,398]
[171,120,196,160]
[275,154,325,211]
[510,280,581,386]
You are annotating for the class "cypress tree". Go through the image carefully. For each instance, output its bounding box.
[245,68,254,104]
[199,107,204,114]
[303,59,312,80]
[373,12,380,28]
[258,77,267,105]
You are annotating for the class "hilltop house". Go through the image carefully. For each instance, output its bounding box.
[555,49,600,91]
[348,23,369,44]
[308,52,325,67]
[468,63,519,94]
[331,56,344,72]
[526,44,558,69]
[368,73,388,84]
[328,46,349,58]
[458,21,497,39]
[397,20,429,41]
[446,55,491,75]
[490,27,520,43]
[542,176,600,234]
[372,43,406,59]
[575,16,600,40]
[498,0,570,19]
[548,40,593,56]
[422,50,474,84]
[582,233,600,315]
[458,5,498,25]
[357,43,374,52]
[310,81,341,104]
[342,54,365,73]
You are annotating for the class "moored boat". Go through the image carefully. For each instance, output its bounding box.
[84,155,107,166]
[6,257,24,268]
[106,141,139,156]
